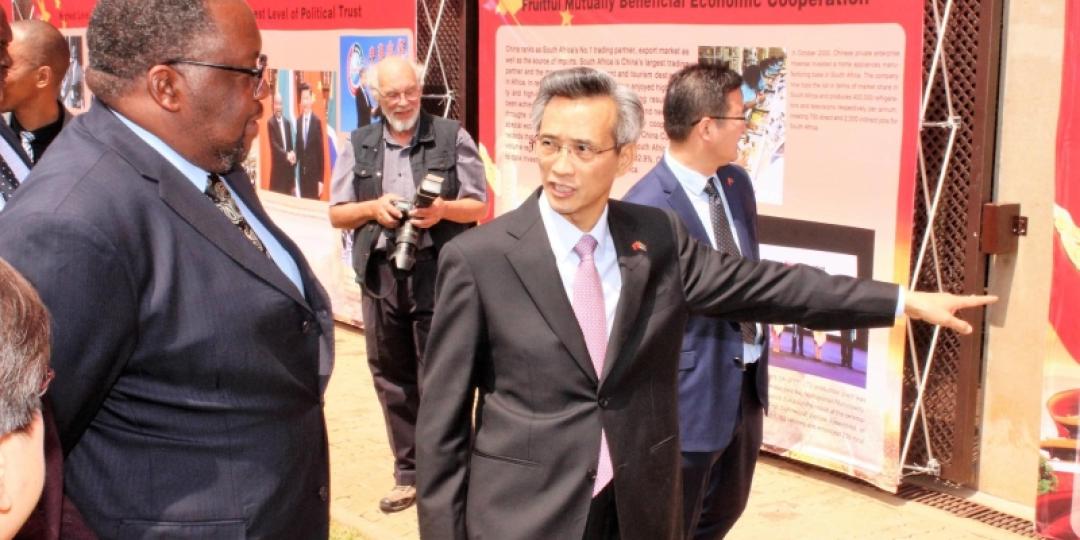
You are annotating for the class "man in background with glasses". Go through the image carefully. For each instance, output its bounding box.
[329,55,487,514]
[624,63,766,539]
[0,0,335,536]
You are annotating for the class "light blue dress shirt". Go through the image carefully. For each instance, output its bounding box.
[538,192,621,337]
[663,151,764,364]
[114,111,306,295]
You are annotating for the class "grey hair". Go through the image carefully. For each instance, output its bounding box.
[85,0,217,102]
[529,67,644,147]
[367,58,426,96]
[0,258,50,435]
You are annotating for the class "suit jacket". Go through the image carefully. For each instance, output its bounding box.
[416,192,899,540]
[267,114,295,195]
[295,113,324,199]
[0,101,335,538]
[623,162,767,452]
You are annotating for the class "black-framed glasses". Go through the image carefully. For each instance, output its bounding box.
[529,136,618,163]
[165,54,269,98]
[694,114,747,125]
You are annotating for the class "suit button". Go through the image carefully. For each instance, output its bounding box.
[598,397,610,409]
[302,319,315,334]
[318,485,329,501]
[587,469,597,481]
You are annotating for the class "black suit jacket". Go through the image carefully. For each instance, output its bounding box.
[295,113,324,199]
[267,114,295,195]
[0,101,335,538]
[624,162,768,452]
[416,192,898,540]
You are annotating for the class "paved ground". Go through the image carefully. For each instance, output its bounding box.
[325,325,1030,539]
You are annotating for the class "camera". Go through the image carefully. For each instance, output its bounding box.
[389,174,444,274]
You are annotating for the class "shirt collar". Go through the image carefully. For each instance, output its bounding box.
[663,149,714,198]
[10,102,65,140]
[113,108,212,193]
[382,123,417,150]
[537,190,611,262]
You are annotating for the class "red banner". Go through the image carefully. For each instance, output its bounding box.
[5,1,388,30]
[1038,1,1080,537]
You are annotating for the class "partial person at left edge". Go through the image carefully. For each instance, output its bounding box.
[0,11,30,213]
[0,19,72,165]
[0,0,335,538]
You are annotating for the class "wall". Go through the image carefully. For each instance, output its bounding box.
[978,0,1064,509]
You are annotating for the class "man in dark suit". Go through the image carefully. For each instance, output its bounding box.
[354,69,373,129]
[415,67,995,540]
[296,82,324,199]
[0,0,335,537]
[624,64,767,538]
[0,20,72,164]
[0,9,31,214]
[267,97,296,195]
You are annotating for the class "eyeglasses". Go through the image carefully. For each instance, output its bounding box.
[37,367,54,398]
[378,87,421,103]
[530,136,618,163]
[165,54,269,99]
[695,114,748,125]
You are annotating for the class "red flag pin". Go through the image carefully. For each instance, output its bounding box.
[726,176,735,187]
[632,241,647,252]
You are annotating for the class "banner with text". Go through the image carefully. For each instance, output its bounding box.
[1037,0,1080,536]
[480,0,922,490]
[9,0,416,326]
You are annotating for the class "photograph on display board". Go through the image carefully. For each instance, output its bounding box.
[61,36,85,110]
[257,69,337,201]
[699,46,787,205]
[339,34,411,131]
[758,216,874,389]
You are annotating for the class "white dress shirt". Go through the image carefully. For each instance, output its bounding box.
[538,193,621,337]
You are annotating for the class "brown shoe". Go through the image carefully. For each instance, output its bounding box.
[379,485,416,513]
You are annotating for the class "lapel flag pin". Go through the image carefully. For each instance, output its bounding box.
[632,241,647,252]
[726,176,735,187]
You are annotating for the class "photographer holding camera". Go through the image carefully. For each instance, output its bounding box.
[329,56,487,514]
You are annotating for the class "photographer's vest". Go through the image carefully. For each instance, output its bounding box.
[350,113,469,292]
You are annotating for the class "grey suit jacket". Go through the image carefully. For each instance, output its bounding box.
[416,191,898,540]
[0,101,335,538]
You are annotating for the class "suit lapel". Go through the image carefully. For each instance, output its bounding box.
[83,102,311,311]
[603,201,649,385]
[505,194,597,383]
[657,161,711,244]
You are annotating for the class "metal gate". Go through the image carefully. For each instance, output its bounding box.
[901,0,1004,486]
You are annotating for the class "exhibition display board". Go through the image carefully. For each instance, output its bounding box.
[1037,1,1080,536]
[14,0,416,326]
[479,0,922,491]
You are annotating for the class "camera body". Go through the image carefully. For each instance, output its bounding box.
[389,174,444,274]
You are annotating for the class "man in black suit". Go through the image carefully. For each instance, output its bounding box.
[0,20,71,165]
[267,97,296,195]
[415,67,995,540]
[624,64,766,538]
[296,82,324,199]
[0,0,335,536]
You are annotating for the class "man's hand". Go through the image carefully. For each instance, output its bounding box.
[410,197,447,229]
[903,291,998,334]
[374,193,405,229]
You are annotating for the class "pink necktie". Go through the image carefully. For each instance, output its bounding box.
[571,235,614,496]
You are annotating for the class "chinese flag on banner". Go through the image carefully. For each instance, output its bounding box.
[1053,0,1080,363]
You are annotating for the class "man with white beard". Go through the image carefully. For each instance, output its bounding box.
[328,55,487,513]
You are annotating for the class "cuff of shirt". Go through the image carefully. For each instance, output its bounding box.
[894,286,905,318]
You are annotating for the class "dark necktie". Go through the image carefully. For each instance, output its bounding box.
[703,180,757,344]
[205,173,269,256]
[0,155,21,203]
[570,234,614,496]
